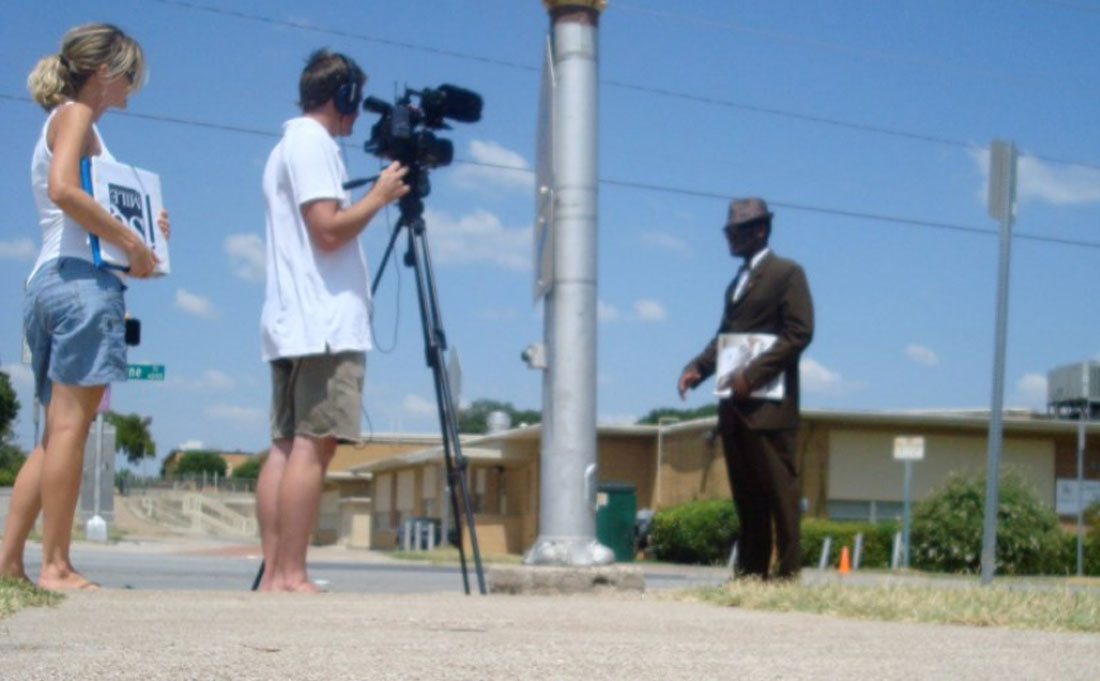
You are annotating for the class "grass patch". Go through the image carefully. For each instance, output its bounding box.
[389,546,523,565]
[684,579,1100,633]
[0,577,63,620]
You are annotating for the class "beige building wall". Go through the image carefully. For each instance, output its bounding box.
[828,429,1055,505]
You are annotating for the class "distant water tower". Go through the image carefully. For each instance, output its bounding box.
[1048,362,1100,419]
[486,410,512,434]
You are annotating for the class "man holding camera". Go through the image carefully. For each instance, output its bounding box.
[677,198,814,580]
[256,50,408,592]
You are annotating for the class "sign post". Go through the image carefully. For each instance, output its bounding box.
[893,436,925,568]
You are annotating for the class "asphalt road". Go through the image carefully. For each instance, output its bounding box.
[21,540,729,593]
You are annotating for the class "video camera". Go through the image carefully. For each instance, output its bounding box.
[362,84,483,198]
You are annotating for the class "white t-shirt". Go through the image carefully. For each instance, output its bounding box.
[260,116,372,361]
[28,102,115,282]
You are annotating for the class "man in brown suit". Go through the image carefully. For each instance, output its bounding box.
[678,197,814,579]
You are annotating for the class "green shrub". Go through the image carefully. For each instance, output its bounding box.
[651,498,738,565]
[0,469,14,487]
[1056,527,1100,576]
[910,470,1062,575]
[173,451,228,477]
[1084,502,1100,534]
[801,519,897,569]
[231,457,263,480]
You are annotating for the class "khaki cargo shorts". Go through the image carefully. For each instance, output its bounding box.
[270,351,365,443]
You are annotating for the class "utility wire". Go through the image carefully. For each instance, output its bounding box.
[149,0,538,73]
[611,2,1065,89]
[145,0,1100,172]
[3,96,1096,251]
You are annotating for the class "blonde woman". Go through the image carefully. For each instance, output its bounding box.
[0,23,168,590]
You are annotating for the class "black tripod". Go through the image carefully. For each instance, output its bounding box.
[252,186,486,595]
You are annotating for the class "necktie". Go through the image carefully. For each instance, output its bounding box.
[732,263,750,303]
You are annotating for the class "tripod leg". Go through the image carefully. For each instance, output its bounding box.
[251,560,264,591]
[404,223,487,594]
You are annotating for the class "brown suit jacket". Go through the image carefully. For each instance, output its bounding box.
[685,251,814,430]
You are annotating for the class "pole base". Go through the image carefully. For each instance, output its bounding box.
[522,536,615,566]
[85,515,108,543]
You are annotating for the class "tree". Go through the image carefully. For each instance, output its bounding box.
[230,456,263,480]
[105,411,156,464]
[636,404,718,425]
[0,370,20,441]
[457,399,541,434]
[0,371,26,485]
[174,451,228,477]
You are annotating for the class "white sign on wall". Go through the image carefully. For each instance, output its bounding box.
[893,436,925,461]
[1055,478,1100,515]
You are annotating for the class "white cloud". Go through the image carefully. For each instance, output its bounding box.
[175,289,218,319]
[204,404,264,424]
[597,300,620,322]
[403,394,437,416]
[423,208,531,271]
[1,364,34,392]
[1016,373,1047,406]
[192,369,234,391]
[640,230,690,255]
[177,439,206,451]
[905,343,940,367]
[632,299,667,322]
[449,140,534,194]
[224,233,265,283]
[971,149,1100,206]
[800,357,849,395]
[0,238,35,261]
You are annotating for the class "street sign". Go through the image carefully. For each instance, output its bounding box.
[893,436,925,461]
[127,363,165,381]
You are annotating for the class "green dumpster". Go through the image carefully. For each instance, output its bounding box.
[596,481,636,562]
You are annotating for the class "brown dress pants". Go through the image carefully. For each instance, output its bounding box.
[719,417,801,579]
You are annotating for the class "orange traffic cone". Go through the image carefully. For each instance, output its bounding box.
[838,546,851,574]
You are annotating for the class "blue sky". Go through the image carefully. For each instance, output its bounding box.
[1,1,1098,471]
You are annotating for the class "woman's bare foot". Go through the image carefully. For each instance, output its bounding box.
[0,563,32,584]
[37,566,99,591]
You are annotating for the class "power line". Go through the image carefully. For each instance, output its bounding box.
[149,0,538,73]
[3,95,1096,252]
[146,0,1100,172]
[612,2,1065,89]
[461,161,1100,251]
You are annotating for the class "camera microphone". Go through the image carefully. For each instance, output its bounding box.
[433,85,482,123]
[363,96,392,114]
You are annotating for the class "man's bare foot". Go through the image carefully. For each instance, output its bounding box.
[269,578,323,594]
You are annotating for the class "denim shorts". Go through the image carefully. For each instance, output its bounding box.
[23,257,127,404]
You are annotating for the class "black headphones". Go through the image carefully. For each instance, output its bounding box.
[333,54,362,116]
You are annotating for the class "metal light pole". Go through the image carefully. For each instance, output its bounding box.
[980,139,1017,586]
[653,416,679,509]
[525,0,612,566]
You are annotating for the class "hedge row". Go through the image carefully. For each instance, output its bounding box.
[650,471,1100,575]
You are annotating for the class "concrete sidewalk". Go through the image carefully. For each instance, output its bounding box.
[3,589,1098,681]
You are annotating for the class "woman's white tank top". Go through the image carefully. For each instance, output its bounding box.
[28,102,114,281]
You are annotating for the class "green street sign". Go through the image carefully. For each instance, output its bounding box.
[127,363,165,381]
